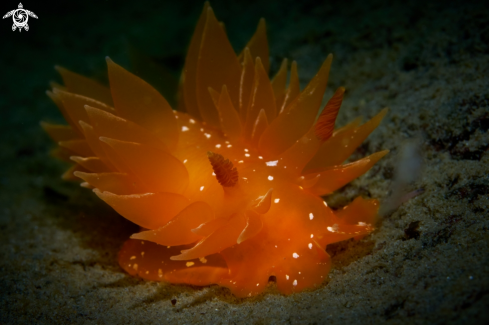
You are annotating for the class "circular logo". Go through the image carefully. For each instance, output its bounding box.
[13,9,28,27]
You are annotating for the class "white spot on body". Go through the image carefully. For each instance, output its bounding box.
[181,126,189,132]
[266,160,279,166]
[308,243,313,249]
[293,253,299,258]
[268,176,274,181]
[274,198,280,203]
[293,280,297,286]
[309,213,314,220]
[215,144,221,148]
[286,275,289,280]
[189,119,196,124]
[200,186,204,191]
[327,224,339,232]
[245,153,250,157]
[204,133,211,139]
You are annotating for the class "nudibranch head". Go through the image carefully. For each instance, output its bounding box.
[41,2,388,297]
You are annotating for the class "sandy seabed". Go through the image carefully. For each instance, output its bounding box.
[1,0,488,323]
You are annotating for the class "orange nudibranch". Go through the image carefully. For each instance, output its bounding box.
[41,2,388,297]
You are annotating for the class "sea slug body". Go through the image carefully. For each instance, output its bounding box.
[41,2,388,297]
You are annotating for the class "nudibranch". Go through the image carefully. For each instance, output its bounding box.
[41,3,388,297]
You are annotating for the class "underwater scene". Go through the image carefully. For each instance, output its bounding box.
[1,0,488,323]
